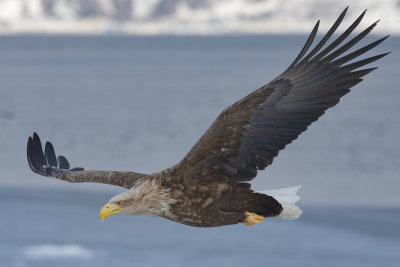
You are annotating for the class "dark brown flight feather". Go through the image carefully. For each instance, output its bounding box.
[172,8,389,182]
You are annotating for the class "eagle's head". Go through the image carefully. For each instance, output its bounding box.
[99,178,173,220]
[99,190,133,220]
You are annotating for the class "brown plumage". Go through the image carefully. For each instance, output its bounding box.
[27,8,389,227]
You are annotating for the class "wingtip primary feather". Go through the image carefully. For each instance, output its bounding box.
[27,134,48,176]
[287,20,319,69]
[45,141,57,168]
[27,136,37,173]
[27,132,84,177]
[331,35,390,67]
[57,155,70,169]
[286,8,375,72]
[310,9,367,63]
[298,7,348,65]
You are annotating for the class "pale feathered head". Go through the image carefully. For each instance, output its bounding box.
[99,179,172,220]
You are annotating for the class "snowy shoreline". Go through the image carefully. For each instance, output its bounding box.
[0,0,398,35]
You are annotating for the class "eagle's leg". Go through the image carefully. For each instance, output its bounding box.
[241,211,264,226]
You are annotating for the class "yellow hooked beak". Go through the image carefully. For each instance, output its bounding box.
[100,202,123,221]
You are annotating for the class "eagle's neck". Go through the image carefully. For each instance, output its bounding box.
[123,178,176,218]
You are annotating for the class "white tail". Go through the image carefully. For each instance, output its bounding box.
[258,186,302,220]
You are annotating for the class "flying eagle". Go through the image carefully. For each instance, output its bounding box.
[27,8,388,227]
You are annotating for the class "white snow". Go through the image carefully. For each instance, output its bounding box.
[0,0,398,34]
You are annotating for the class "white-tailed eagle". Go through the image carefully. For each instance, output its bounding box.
[27,8,388,227]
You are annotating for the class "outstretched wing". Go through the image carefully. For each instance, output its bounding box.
[173,8,389,182]
[27,132,148,189]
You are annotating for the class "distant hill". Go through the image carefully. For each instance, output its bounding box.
[0,0,398,34]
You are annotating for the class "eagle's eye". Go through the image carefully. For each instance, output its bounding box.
[116,201,122,206]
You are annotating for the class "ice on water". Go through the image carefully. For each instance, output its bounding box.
[24,244,93,260]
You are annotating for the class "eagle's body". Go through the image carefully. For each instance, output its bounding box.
[27,8,388,227]
[158,170,282,227]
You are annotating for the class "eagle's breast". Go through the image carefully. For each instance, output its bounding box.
[160,173,232,225]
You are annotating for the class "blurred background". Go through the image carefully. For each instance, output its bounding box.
[0,0,399,267]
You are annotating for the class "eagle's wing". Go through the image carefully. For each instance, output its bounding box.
[173,8,389,182]
[27,133,147,189]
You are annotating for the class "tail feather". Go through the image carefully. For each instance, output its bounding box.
[258,186,302,220]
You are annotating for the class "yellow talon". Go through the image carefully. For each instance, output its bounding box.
[241,211,264,226]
